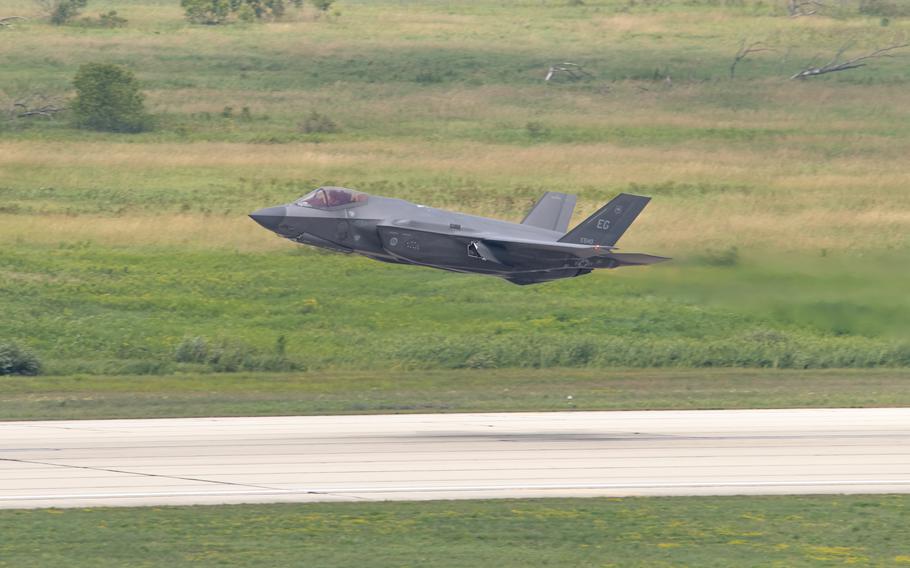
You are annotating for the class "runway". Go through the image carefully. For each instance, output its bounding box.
[2,408,910,509]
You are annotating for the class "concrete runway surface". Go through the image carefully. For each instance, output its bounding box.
[2,408,910,509]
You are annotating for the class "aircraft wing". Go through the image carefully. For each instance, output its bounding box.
[375,223,605,256]
[478,237,669,266]
[478,236,612,258]
[375,224,668,269]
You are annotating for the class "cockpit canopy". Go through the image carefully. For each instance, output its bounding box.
[294,187,368,209]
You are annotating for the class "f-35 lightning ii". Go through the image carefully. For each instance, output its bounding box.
[250,187,668,285]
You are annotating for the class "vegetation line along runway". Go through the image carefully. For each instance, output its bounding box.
[0,368,909,420]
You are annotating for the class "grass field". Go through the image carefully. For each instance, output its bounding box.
[1,368,909,420]
[2,4,909,564]
[1,0,909,376]
[2,495,910,566]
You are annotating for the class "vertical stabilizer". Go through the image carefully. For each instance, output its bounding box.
[521,192,577,233]
[558,193,650,247]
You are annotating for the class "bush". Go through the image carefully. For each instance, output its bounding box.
[48,0,87,25]
[244,0,287,19]
[312,0,335,11]
[174,336,210,363]
[525,121,550,139]
[237,3,256,22]
[181,0,231,24]
[174,336,299,372]
[181,0,300,24]
[298,111,339,133]
[0,342,42,376]
[71,63,151,133]
[698,246,739,267]
[390,333,910,370]
[75,10,128,27]
[859,0,910,17]
[96,10,127,27]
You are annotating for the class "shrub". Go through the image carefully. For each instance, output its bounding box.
[46,0,87,25]
[181,0,231,24]
[96,10,127,27]
[859,0,910,17]
[525,121,550,139]
[174,336,210,363]
[312,0,335,11]
[182,0,300,24]
[237,3,256,22]
[299,111,339,133]
[698,246,739,267]
[389,332,910,370]
[244,0,287,19]
[0,342,42,376]
[71,63,151,133]
[75,10,127,27]
[174,336,300,372]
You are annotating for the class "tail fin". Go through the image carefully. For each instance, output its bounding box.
[521,192,577,233]
[558,193,650,247]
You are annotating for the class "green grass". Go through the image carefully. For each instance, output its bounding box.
[2,495,910,566]
[1,243,908,375]
[1,0,909,376]
[1,368,908,420]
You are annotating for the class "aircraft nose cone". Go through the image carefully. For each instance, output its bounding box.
[249,206,287,233]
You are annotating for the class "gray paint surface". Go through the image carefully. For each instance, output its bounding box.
[521,191,578,233]
[250,187,667,284]
[2,408,910,509]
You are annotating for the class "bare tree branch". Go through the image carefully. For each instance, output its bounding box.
[787,0,824,17]
[730,39,775,79]
[15,104,65,118]
[790,43,909,79]
[9,94,65,118]
[545,62,593,82]
[0,16,27,28]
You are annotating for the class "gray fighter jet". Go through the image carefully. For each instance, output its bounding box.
[250,187,667,285]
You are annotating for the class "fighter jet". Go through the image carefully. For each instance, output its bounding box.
[250,187,668,285]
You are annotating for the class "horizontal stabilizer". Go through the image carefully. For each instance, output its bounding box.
[521,192,577,233]
[559,193,650,247]
[602,252,670,266]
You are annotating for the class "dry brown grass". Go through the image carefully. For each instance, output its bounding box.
[2,195,906,256]
[3,2,908,257]
[0,213,284,251]
[3,127,909,256]
[4,136,907,190]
